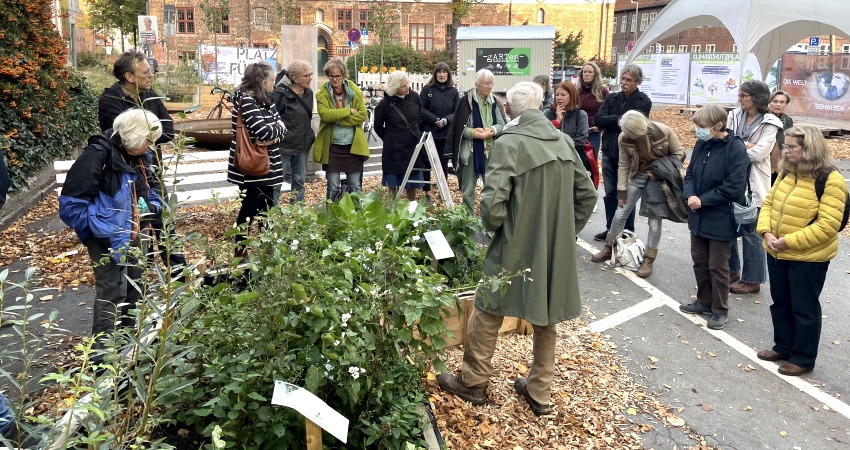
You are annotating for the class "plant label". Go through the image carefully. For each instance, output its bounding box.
[424,230,455,260]
[271,380,349,443]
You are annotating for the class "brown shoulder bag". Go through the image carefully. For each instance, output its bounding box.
[235,109,271,176]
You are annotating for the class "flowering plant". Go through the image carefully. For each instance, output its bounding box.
[160,193,491,448]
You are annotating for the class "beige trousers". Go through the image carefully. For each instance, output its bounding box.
[461,303,557,405]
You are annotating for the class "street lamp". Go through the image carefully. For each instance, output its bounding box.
[631,0,639,43]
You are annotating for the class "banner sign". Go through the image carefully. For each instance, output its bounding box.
[476,48,531,76]
[199,44,278,85]
[138,15,159,45]
[618,53,689,105]
[688,53,762,104]
[780,53,850,119]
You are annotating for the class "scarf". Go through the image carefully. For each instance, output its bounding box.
[471,98,486,176]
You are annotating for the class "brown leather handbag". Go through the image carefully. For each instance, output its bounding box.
[235,109,270,176]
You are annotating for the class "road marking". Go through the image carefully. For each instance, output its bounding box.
[578,238,850,421]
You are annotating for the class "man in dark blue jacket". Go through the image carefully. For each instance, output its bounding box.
[98,50,187,279]
[60,109,163,360]
[594,64,652,240]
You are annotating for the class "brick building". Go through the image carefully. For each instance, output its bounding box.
[136,0,616,69]
[611,0,849,60]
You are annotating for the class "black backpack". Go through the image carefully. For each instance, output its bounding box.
[813,171,850,232]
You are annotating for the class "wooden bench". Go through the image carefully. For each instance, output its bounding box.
[53,150,292,205]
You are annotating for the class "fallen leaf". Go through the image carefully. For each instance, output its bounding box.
[707,352,716,357]
[648,356,658,363]
[39,294,54,302]
[742,405,752,411]
[426,371,436,381]
[780,431,788,437]
[668,416,685,427]
[700,404,714,411]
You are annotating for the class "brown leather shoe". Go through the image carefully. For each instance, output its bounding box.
[778,362,812,376]
[729,271,741,283]
[757,349,786,362]
[730,281,760,294]
[513,378,551,416]
[591,244,613,263]
[437,374,487,405]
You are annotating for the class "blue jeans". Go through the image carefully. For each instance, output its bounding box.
[729,218,767,283]
[609,173,662,248]
[601,153,635,232]
[273,152,308,204]
[0,152,10,212]
[588,131,601,154]
[326,171,362,201]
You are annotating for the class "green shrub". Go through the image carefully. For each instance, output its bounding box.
[0,1,99,190]
[160,194,492,449]
[346,44,457,78]
[77,51,111,70]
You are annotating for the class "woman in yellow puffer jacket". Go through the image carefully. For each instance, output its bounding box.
[755,124,847,377]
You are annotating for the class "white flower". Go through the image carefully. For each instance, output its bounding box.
[341,331,346,338]
[528,277,534,282]
[376,241,383,251]
[415,268,421,274]
[345,252,351,257]
[436,286,443,293]
[290,239,300,250]
[411,235,420,241]
[525,268,532,272]
[341,312,352,323]
[305,306,311,313]
[367,247,375,254]
[413,221,421,228]
[349,366,362,379]
[385,224,394,231]
[325,363,333,372]
[334,340,340,346]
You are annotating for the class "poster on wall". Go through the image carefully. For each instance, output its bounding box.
[617,54,689,105]
[199,44,279,85]
[476,48,532,76]
[780,53,850,120]
[689,53,762,104]
[138,15,159,45]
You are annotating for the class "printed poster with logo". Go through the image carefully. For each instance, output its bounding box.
[199,44,279,85]
[476,48,532,76]
[689,53,762,104]
[779,53,850,120]
[617,54,689,105]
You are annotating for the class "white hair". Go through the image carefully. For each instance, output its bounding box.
[506,82,543,116]
[112,108,163,150]
[619,110,649,139]
[473,69,494,87]
[385,70,409,97]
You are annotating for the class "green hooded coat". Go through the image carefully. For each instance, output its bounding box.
[478,109,598,325]
[313,79,370,164]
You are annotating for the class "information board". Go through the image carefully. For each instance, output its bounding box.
[476,48,532,76]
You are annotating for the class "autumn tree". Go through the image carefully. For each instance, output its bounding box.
[86,0,145,50]
[554,30,584,64]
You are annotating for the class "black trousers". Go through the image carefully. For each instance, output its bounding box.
[601,153,635,231]
[235,185,274,246]
[766,254,829,370]
[86,237,143,358]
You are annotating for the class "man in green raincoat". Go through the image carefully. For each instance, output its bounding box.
[438,82,597,416]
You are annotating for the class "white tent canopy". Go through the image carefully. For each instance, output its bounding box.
[625,0,850,77]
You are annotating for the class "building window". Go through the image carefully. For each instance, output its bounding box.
[387,24,401,44]
[253,8,269,30]
[409,23,433,51]
[612,46,618,55]
[649,12,657,23]
[630,14,637,32]
[337,9,352,31]
[620,15,626,33]
[843,44,850,54]
[840,56,850,69]
[691,44,701,52]
[706,44,716,52]
[666,45,675,53]
[732,44,739,53]
[176,7,194,34]
[613,16,618,32]
[177,51,196,66]
[537,9,544,24]
[640,13,648,31]
[214,10,229,34]
[678,44,687,52]
[359,10,372,30]
[316,9,324,23]
[820,44,831,54]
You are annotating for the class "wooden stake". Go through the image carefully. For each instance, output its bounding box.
[306,419,322,450]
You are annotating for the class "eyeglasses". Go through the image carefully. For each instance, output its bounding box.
[328,74,344,80]
[737,93,752,98]
[620,76,636,83]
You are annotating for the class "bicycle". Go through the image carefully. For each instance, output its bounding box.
[207,86,234,120]
[362,85,383,142]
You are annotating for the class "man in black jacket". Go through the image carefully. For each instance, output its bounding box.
[98,51,187,280]
[594,64,652,240]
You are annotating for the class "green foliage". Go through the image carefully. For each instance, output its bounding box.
[161,194,489,449]
[76,51,111,70]
[0,1,99,190]
[346,45,457,78]
[593,60,618,79]
[554,30,584,65]
[85,0,145,36]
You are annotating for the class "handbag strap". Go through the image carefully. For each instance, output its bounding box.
[292,91,313,116]
[724,136,753,201]
[389,100,419,139]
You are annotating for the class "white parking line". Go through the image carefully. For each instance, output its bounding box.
[578,238,850,421]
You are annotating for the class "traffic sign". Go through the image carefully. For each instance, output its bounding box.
[655,43,662,53]
[361,29,369,45]
[809,36,820,47]
[347,28,361,43]
[348,40,358,50]
[627,41,636,52]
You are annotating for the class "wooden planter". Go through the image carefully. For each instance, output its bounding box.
[442,291,533,348]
